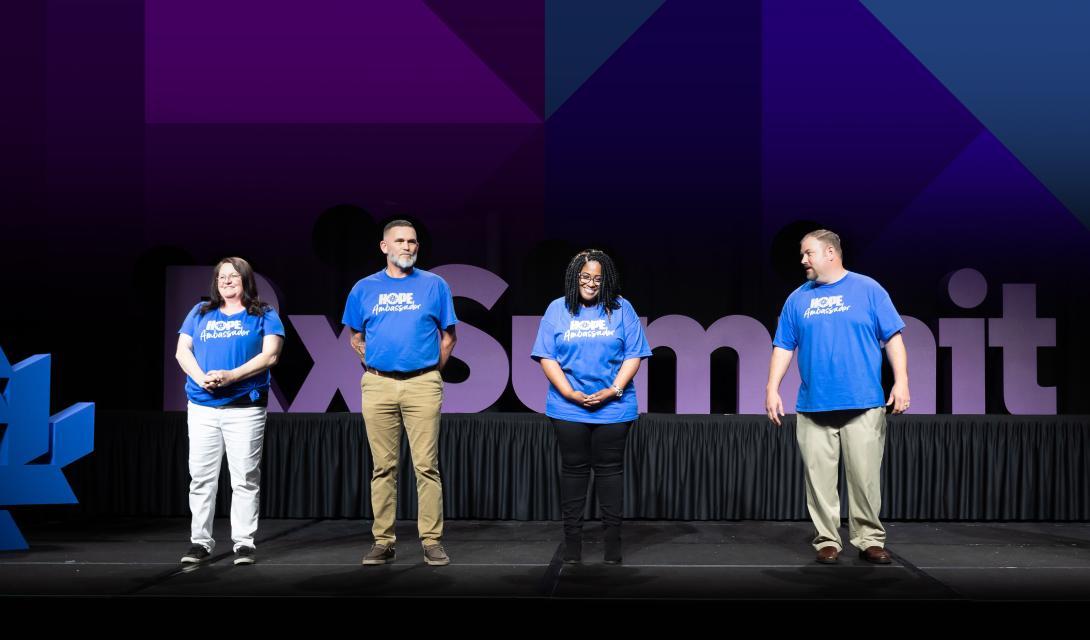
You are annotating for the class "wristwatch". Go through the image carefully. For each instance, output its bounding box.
[611,384,623,398]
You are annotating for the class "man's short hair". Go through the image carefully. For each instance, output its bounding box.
[803,229,842,258]
[383,219,415,235]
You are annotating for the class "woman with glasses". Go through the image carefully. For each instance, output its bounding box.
[531,249,652,564]
[174,257,284,566]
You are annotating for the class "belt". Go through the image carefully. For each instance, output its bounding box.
[367,365,438,380]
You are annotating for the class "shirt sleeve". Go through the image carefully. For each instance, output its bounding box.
[530,306,558,361]
[178,303,202,337]
[772,297,798,351]
[621,300,653,359]
[341,283,364,332]
[436,278,458,330]
[261,308,286,337]
[872,284,906,342]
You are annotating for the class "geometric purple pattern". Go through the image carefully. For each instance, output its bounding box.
[763,0,983,248]
[146,0,539,123]
[858,131,1090,283]
[424,0,545,118]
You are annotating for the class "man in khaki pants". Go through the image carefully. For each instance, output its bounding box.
[765,229,910,565]
[342,220,457,566]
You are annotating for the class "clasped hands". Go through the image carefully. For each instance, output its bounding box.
[199,369,238,391]
[565,388,618,409]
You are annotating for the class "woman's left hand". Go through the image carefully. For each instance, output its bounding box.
[583,389,618,407]
[206,369,238,389]
[198,373,218,391]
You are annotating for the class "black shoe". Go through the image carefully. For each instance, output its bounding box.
[562,537,582,564]
[233,546,256,565]
[180,544,210,564]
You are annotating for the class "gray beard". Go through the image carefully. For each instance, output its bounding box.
[394,254,417,269]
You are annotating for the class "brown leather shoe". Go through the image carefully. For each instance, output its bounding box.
[815,546,840,564]
[859,546,892,564]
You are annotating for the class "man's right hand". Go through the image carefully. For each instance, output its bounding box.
[765,389,785,426]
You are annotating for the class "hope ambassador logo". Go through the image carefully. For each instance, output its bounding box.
[372,292,422,315]
[200,319,250,342]
[563,319,615,341]
[803,295,852,319]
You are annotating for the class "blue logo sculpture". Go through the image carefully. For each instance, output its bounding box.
[0,345,94,550]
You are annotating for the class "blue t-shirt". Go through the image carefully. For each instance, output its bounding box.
[772,271,905,412]
[179,303,286,407]
[531,297,653,424]
[341,268,457,372]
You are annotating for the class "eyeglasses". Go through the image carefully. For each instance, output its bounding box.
[578,274,603,285]
[217,274,242,283]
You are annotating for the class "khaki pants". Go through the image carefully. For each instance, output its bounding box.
[796,407,886,552]
[361,369,444,545]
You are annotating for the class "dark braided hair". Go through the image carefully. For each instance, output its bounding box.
[564,249,622,317]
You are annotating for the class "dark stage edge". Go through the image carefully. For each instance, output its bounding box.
[2,519,1089,605]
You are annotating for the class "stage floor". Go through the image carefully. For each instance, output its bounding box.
[2,519,1089,603]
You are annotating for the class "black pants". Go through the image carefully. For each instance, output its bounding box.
[550,418,632,537]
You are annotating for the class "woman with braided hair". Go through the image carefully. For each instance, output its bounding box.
[531,249,652,564]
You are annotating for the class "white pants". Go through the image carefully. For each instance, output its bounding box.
[187,402,267,552]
